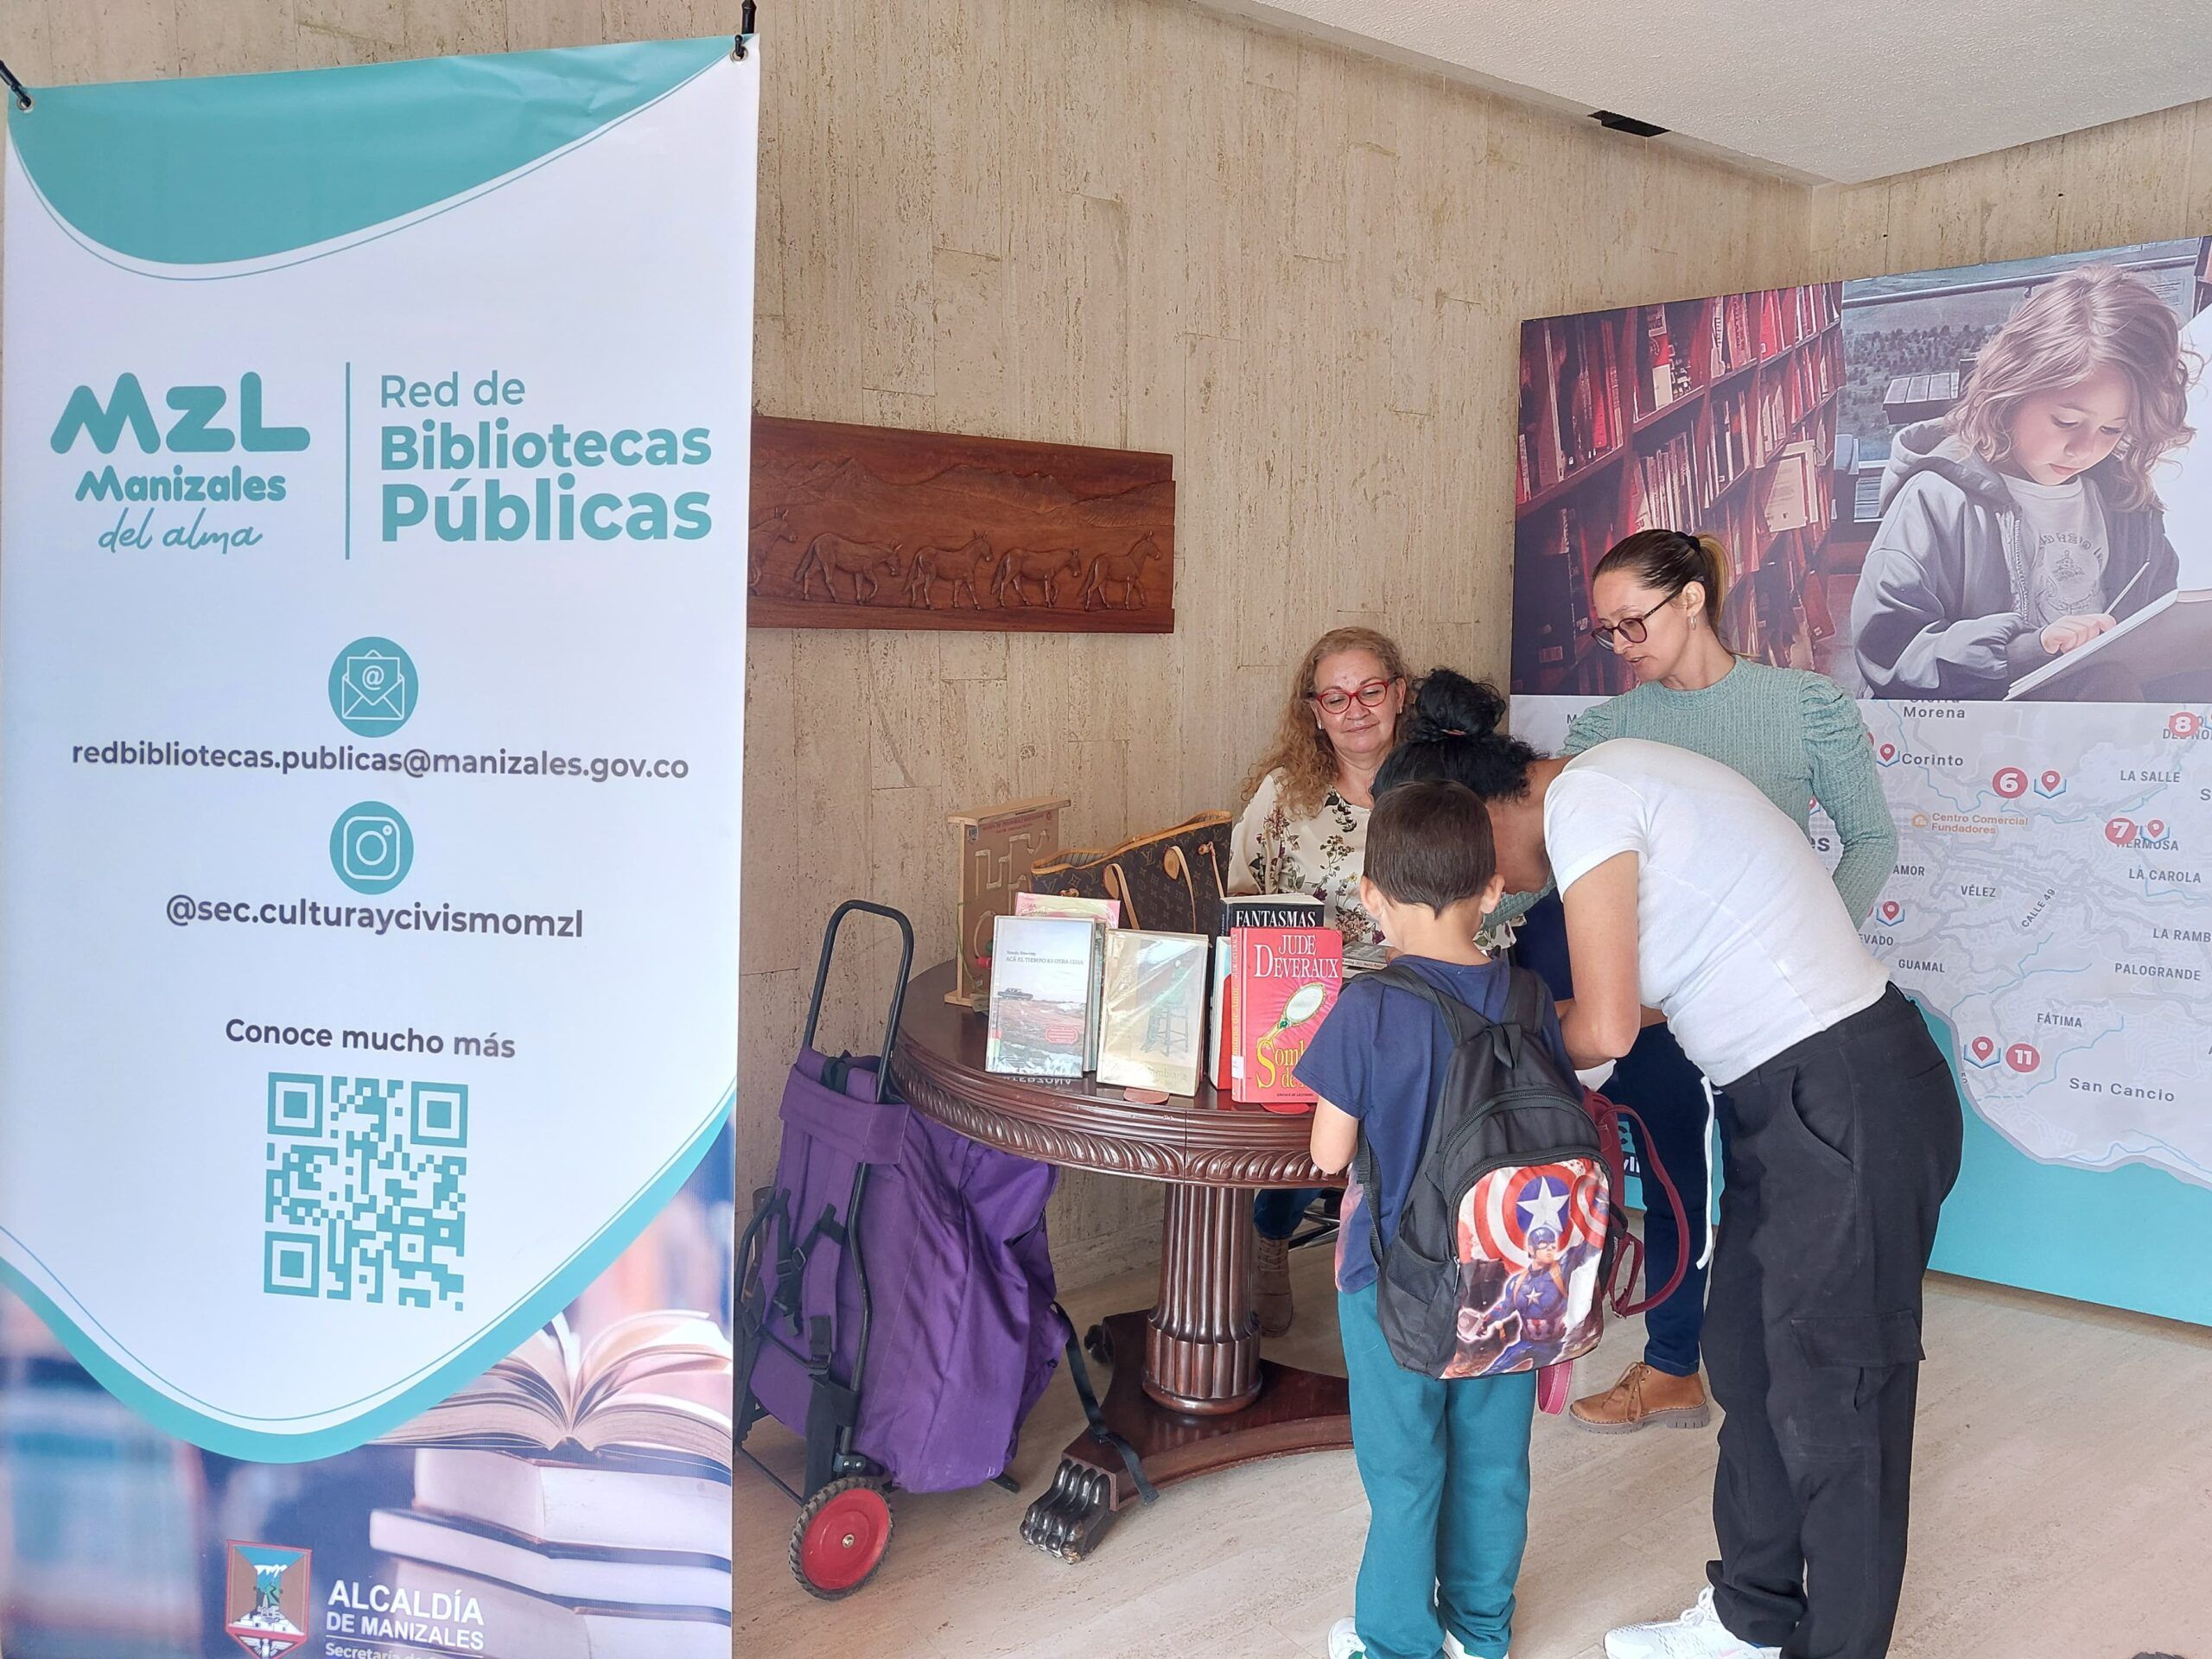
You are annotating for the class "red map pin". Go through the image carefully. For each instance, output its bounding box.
[2148,818,2168,839]
[1879,900,1902,923]
[2040,769,2063,791]
[2106,817,2138,845]
[1878,742,1897,763]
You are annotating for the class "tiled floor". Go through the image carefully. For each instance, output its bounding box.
[736,1242,2212,1657]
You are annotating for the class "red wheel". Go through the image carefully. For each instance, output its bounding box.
[791,1477,893,1599]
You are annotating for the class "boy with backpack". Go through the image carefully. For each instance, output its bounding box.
[1300,779,1584,1659]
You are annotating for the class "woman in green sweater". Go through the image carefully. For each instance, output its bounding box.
[1513,528,1897,1435]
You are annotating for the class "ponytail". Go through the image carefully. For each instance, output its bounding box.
[1592,528,1732,647]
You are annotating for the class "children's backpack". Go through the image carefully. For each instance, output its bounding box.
[1351,962,1688,1388]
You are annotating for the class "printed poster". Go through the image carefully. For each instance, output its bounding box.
[0,37,757,1656]
[1510,239,2212,1325]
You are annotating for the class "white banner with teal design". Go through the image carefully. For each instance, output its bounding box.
[0,37,752,1656]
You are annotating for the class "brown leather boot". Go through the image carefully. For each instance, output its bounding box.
[1255,1235,1294,1337]
[1567,1360,1712,1433]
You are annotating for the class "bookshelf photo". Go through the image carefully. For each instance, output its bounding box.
[1510,283,1845,697]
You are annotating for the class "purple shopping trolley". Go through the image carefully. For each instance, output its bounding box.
[739,902,1128,1598]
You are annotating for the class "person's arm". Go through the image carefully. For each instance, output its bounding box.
[1226,772,1276,897]
[1294,982,1373,1173]
[1802,676,1899,926]
[1560,700,1616,759]
[1310,1098,1358,1174]
[1850,481,2027,697]
[1558,852,1643,1068]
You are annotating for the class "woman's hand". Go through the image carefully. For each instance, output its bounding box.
[2041,613,2115,655]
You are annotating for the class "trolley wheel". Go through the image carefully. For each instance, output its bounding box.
[1084,1322,1112,1366]
[791,1477,893,1599]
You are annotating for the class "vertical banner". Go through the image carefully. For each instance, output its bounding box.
[0,37,755,1658]
[1509,241,2212,1326]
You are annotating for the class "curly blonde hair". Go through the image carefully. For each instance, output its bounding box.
[1240,626,1410,818]
[1950,265,2196,511]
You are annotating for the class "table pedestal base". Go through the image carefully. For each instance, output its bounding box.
[1020,1310,1351,1560]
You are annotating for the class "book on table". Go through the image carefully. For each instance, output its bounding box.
[1015,889,1119,1065]
[984,913,1098,1077]
[1013,891,1121,926]
[391,1561,729,1659]
[1218,899,1325,1097]
[1096,929,1211,1097]
[1230,922,1343,1109]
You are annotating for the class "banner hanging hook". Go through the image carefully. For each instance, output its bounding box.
[0,60,33,111]
[733,0,758,60]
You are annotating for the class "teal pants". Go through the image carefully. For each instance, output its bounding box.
[1338,1282,1535,1659]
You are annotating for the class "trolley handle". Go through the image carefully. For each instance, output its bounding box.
[802,900,916,1104]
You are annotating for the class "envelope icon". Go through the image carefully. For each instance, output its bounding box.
[340,650,409,725]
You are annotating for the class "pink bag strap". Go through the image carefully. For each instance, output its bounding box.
[1600,1098,1693,1317]
[1536,1361,1573,1415]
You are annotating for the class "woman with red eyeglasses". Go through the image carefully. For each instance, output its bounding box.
[1230,626,1411,1337]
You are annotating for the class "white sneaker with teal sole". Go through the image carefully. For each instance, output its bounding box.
[1327,1619,1507,1659]
[1604,1587,1781,1659]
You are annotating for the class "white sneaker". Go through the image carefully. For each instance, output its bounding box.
[1329,1618,1507,1659]
[1604,1586,1780,1659]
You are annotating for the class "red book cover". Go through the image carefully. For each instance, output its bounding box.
[1211,957,1236,1091]
[1231,926,1343,1110]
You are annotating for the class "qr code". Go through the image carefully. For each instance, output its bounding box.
[263,1073,467,1309]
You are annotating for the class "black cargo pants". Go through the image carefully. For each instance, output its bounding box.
[1702,986,1965,1659]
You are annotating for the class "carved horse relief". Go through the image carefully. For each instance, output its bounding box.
[747,507,797,594]
[906,532,998,610]
[995,546,1084,607]
[796,532,906,603]
[1081,531,1165,610]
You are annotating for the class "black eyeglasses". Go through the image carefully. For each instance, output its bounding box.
[1588,594,1678,652]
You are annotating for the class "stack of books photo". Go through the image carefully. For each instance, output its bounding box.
[371,1312,733,1659]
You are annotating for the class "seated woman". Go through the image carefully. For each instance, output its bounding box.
[1428,677,1962,1659]
[1230,625,1408,1336]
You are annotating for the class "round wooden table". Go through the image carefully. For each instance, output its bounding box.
[890,960,1351,1560]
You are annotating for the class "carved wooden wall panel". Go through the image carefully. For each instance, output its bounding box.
[747,416,1175,632]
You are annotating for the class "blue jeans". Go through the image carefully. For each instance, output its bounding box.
[1338,1282,1534,1659]
[1511,893,1712,1377]
[1255,1186,1323,1242]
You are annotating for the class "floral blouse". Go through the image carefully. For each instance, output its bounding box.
[1230,768,1519,955]
[1228,772,1376,947]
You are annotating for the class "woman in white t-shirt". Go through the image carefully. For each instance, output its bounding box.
[1440,683,1962,1659]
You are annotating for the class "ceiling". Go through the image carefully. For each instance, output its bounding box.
[1205,0,2212,184]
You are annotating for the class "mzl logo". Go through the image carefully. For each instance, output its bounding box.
[223,1541,312,1658]
[53,373,304,554]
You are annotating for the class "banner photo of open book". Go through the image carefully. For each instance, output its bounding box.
[0,37,756,1657]
[1510,237,2212,1327]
